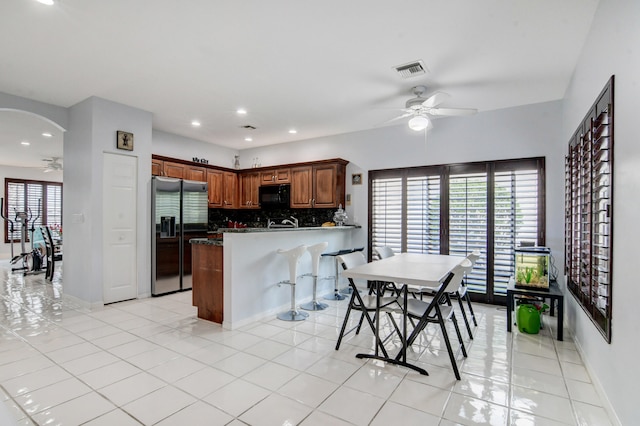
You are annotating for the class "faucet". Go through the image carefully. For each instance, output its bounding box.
[267,219,275,228]
[281,216,299,228]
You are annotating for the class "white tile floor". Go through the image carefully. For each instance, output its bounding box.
[0,262,617,425]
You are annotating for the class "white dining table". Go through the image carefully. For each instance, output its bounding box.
[341,252,465,375]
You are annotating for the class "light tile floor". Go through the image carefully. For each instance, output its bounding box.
[0,262,616,425]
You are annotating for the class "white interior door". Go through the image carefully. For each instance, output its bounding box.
[103,153,137,303]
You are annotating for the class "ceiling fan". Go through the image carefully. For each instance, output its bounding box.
[43,157,63,173]
[389,85,478,131]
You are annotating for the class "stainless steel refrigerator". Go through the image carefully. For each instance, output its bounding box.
[151,177,208,296]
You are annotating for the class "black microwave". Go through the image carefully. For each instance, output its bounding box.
[259,184,290,208]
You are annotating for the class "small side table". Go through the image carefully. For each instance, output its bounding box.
[506,280,564,341]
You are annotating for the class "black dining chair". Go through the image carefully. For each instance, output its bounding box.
[401,262,469,380]
[334,251,404,358]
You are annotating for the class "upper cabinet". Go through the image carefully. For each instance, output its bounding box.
[290,161,346,208]
[163,161,186,179]
[222,171,238,209]
[260,168,290,185]
[207,169,224,207]
[238,172,260,209]
[151,159,164,176]
[185,165,206,182]
[152,156,347,210]
[152,160,205,181]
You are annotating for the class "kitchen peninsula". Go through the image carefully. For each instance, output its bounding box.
[191,225,360,329]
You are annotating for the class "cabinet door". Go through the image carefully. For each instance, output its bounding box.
[239,172,260,208]
[290,166,313,208]
[151,159,164,176]
[222,172,237,208]
[313,163,339,208]
[207,170,224,207]
[164,161,185,179]
[261,170,277,184]
[275,168,290,183]
[186,166,206,182]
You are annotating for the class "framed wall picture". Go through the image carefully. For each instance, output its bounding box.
[117,131,134,151]
[352,173,362,185]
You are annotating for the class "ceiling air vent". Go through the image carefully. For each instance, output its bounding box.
[394,60,427,78]
[240,125,257,130]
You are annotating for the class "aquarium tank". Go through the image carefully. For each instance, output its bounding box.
[514,247,550,290]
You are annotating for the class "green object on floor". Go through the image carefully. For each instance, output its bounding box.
[517,304,541,334]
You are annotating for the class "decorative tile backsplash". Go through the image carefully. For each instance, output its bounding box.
[208,208,336,231]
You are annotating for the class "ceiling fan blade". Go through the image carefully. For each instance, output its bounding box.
[421,91,450,108]
[384,112,414,124]
[429,107,478,116]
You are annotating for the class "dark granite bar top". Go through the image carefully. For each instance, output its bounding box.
[216,225,360,233]
[190,238,223,246]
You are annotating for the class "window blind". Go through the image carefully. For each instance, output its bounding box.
[406,175,440,254]
[565,76,613,342]
[371,177,403,253]
[4,179,63,242]
[370,158,545,305]
[494,169,539,295]
[449,172,488,294]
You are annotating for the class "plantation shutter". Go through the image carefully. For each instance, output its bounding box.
[449,171,488,294]
[406,175,440,254]
[4,179,63,243]
[493,168,540,295]
[371,177,403,253]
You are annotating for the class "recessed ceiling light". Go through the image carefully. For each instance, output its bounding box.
[236,108,247,115]
[21,141,30,146]
[288,129,297,134]
[42,132,53,138]
[191,120,201,127]
[244,137,253,142]
[36,0,55,5]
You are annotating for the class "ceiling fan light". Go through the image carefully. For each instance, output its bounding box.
[408,115,429,131]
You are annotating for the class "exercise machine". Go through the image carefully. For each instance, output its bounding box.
[1,197,45,275]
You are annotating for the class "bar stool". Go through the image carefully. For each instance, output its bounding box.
[322,247,364,300]
[301,242,329,311]
[277,245,309,321]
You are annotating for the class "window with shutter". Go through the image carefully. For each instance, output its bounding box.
[565,76,614,343]
[369,158,545,305]
[3,179,63,243]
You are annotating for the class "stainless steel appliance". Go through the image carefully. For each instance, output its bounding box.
[151,177,208,296]
[259,184,290,208]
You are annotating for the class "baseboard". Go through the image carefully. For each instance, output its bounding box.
[572,336,622,426]
[62,293,103,311]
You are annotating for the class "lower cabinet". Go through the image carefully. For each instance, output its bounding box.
[191,243,223,324]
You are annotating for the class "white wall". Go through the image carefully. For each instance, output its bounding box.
[562,0,639,424]
[152,130,239,169]
[64,97,153,304]
[240,100,564,260]
[0,165,62,260]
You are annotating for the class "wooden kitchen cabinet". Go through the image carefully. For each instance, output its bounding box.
[185,165,206,182]
[207,169,224,207]
[163,161,186,179]
[290,166,313,208]
[192,243,223,324]
[260,168,291,184]
[290,161,346,208]
[151,159,164,176]
[239,172,260,209]
[222,171,237,208]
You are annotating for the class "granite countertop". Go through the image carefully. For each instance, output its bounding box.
[190,238,223,246]
[216,225,360,233]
